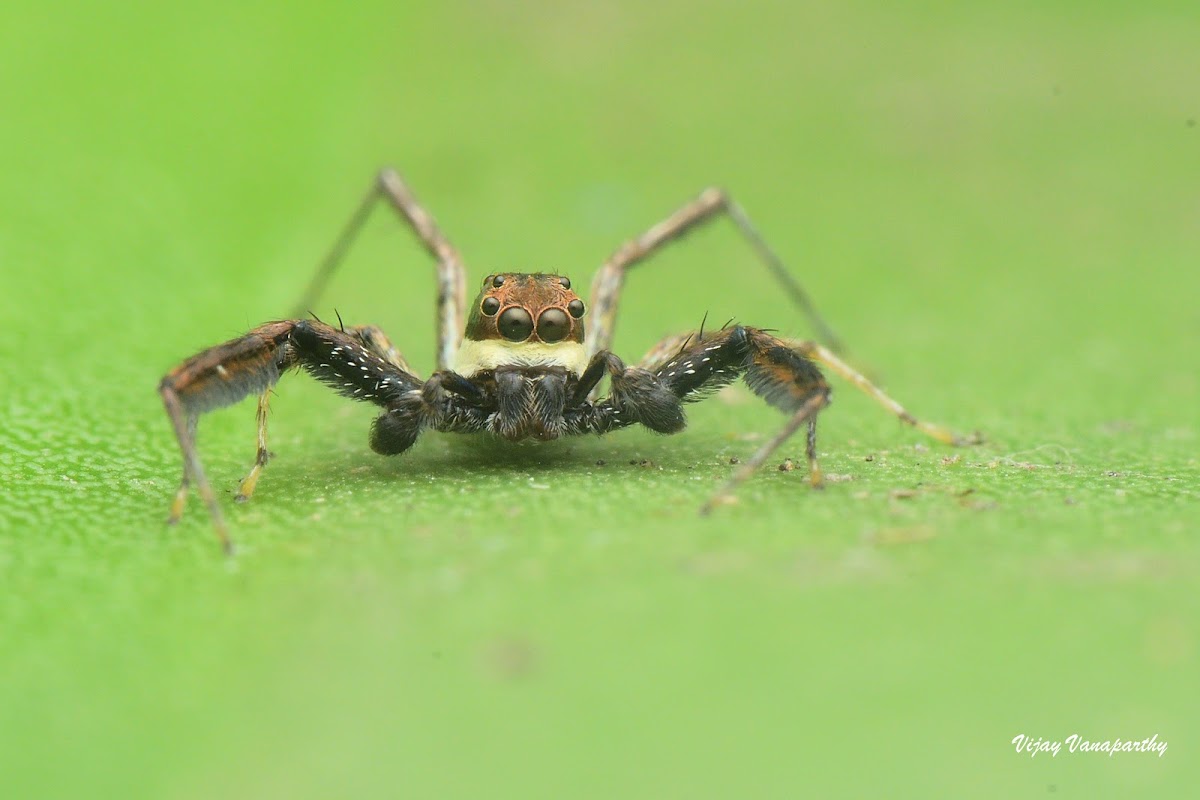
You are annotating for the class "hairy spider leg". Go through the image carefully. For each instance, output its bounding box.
[636,325,830,413]
[346,323,417,375]
[584,187,847,370]
[574,326,833,491]
[292,169,468,371]
[634,322,976,441]
[621,323,970,509]
[159,319,426,551]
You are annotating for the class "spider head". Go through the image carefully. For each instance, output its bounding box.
[465,273,586,345]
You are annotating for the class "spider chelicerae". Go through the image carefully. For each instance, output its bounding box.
[160,169,978,553]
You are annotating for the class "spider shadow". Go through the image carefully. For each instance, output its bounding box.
[265,431,622,491]
[420,433,605,473]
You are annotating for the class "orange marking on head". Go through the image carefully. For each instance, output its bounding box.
[465,273,586,344]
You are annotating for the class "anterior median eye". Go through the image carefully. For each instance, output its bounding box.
[498,307,534,341]
[567,299,585,319]
[537,308,570,342]
[481,297,500,316]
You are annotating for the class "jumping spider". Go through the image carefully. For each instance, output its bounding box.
[160,169,977,552]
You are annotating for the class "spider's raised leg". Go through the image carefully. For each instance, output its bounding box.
[639,328,977,447]
[292,169,468,370]
[639,325,834,496]
[159,319,424,552]
[604,324,974,510]
[575,325,833,493]
[346,323,418,375]
[585,187,846,362]
[233,322,424,506]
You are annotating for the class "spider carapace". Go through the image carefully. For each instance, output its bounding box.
[160,170,978,553]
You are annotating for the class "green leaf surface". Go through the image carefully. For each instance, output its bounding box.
[2,1,1197,797]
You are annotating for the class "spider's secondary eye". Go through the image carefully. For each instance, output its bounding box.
[568,299,585,318]
[481,297,500,316]
[558,276,571,289]
[492,275,506,288]
[537,308,570,342]
[498,307,533,341]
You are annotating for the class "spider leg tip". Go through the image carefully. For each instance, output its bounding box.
[701,493,739,515]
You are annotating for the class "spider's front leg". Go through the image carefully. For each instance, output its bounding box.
[226,322,417,506]
[159,319,427,552]
[643,325,835,500]
[597,324,976,511]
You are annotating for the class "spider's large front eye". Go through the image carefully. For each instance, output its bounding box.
[481,296,500,316]
[537,308,570,342]
[498,307,533,341]
[567,299,585,319]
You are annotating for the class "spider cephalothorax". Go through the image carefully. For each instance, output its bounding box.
[159,170,977,553]
[455,273,589,377]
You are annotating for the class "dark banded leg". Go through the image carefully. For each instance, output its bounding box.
[348,324,416,375]
[643,326,830,413]
[653,325,834,495]
[639,327,977,446]
[292,169,468,371]
[572,352,686,434]
[158,319,422,551]
[585,187,846,363]
[627,324,974,507]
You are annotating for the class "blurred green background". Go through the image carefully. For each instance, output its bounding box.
[2,1,1197,796]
